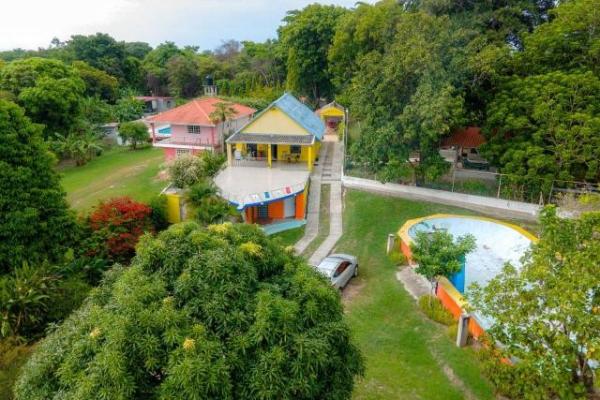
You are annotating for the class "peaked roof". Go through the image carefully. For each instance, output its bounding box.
[237,93,325,140]
[316,101,345,114]
[147,97,256,126]
[274,93,325,139]
[442,127,486,148]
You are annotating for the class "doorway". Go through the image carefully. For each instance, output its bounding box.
[271,144,278,160]
[284,196,296,218]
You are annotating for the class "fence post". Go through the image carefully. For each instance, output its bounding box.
[456,313,470,347]
[451,167,456,192]
[497,174,502,198]
[386,234,396,254]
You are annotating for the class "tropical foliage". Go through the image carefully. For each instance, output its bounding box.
[470,207,600,399]
[15,222,364,399]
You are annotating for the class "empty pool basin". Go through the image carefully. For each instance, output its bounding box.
[399,214,537,331]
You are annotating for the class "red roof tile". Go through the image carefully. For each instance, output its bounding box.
[442,126,486,148]
[147,97,256,126]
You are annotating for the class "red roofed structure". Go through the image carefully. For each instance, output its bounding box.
[442,126,486,149]
[441,127,490,169]
[149,97,256,161]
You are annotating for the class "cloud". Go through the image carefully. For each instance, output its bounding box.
[0,0,366,51]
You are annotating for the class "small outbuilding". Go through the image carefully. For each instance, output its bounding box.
[316,101,346,130]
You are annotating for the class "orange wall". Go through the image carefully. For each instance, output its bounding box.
[268,200,285,219]
[400,239,413,264]
[436,283,485,340]
[295,193,305,219]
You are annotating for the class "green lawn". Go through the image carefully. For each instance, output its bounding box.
[271,226,305,247]
[60,146,166,212]
[337,190,495,400]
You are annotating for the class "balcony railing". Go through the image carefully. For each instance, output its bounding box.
[154,136,220,148]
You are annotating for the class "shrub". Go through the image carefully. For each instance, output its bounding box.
[0,263,90,340]
[85,197,154,263]
[167,152,226,188]
[200,151,226,178]
[418,295,455,326]
[16,223,364,399]
[0,263,58,339]
[186,181,237,225]
[167,154,205,188]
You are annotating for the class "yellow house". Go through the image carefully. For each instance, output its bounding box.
[316,101,346,130]
[216,93,325,229]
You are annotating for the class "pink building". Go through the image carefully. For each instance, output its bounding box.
[148,98,256,161]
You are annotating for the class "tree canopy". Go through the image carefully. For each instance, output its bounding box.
[16,222,363,399]
[470,207,600,398]
[0,100,77,273]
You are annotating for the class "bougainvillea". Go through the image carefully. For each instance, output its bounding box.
[85,197,154,262]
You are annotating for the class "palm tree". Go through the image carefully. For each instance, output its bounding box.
[54,121,103,166]
[209,102,236,125]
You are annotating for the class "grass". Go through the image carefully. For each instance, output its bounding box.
[271,226,305,247]
[0,340,35,400]
[60,146,165,212]
[337,190,495,400]
[302,183,331,257]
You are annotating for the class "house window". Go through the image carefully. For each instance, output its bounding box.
[176,149,191,158]
[187,125,201,134]
[290,145,301,155]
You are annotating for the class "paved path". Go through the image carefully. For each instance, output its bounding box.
[396,266,431,300]
[307,141,344,265]
[342,175,540,221]
[293,143,328,253]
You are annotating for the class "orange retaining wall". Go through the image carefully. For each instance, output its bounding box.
[436,279,485,339]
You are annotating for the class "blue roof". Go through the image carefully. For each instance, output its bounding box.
[271,93,325,140]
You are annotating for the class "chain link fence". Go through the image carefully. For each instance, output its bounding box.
[344,159,599,207]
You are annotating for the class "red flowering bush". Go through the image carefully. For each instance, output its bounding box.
[85,197,154,263]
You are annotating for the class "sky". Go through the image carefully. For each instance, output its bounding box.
[0,0,369,51]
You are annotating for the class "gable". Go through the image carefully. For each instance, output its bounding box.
[318,105,345,117]
[240,107,310,135]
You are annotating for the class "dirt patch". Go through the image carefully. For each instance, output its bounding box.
[342,278,366,305]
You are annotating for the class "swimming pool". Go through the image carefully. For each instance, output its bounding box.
[407,216,533,291]
[398,214,537,333]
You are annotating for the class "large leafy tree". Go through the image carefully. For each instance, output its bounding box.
[18,76,84,138]
[346,10,470,182]
[68,33,127,80]
[0,100,78,273]
[0,57,85,137]
[16,222,364,399]
[470,207,600,399]
[142,42,182,96]
[166,54,201,98]
[279,4,348,101]
[517,0,600,76]
[482,71,600,186]
[72,60,119,102]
